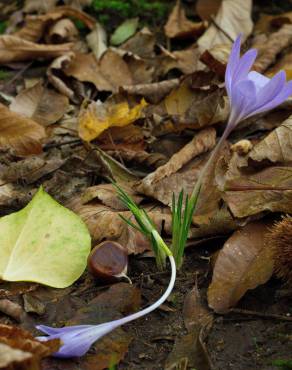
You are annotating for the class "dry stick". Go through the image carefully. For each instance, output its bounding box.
[229,308,292,322]
[2,62,33,90]
[210,16,234,43]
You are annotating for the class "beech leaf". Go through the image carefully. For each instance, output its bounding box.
[207,222,274,313]
[0,103,46,155]
[0,187,91,288]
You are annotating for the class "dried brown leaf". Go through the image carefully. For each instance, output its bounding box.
[121,79,179,104]
[47,53,75,99]
[164,0,206,39]
[137,128,216,203]
[252,24,292,72]
[10,82,69,126]
[64,51,133,92]
[0,35,73,64]
[0,324,59,369]
[24,0,58,13]
[0,103,46,155]
[208,222,274,313]
[15,6,95,42]
[68,196,172,254]
[46,18,78,44]
[119,27,155,59]
[86,23,107,60]
[247,114,292,165]
[196,0,222,21]
[198,0,253,51]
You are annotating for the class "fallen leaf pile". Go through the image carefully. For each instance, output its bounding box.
[0,0,292,368]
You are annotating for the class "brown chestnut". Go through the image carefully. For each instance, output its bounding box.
[88,241,129,282]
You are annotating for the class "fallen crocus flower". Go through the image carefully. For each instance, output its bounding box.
[37,254,176,358]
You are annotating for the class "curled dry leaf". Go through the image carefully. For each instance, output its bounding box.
[121,79,179,105]
[0,324,59,370]
[196,0,222,21]
[0,35,73,64]
[46,18,79,44]
[15,6,95,42]
[198,0,253,51]
[208,222,274,313]
[24,0,58,13]
[68,196,172,254]
[86,22,107,60]
[10,82,69,126]
[137,127,216,203]
[78,98,147,141]
[0,103,46,155]
[252,24,292,72]
[47,53,75,99]
[165,285,213,370]
[64,50,133,92]
[247,114,292,165]
[164,0,206,39]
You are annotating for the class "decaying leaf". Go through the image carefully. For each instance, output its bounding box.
[0,324,59,370]
[24,0,58,13]
[69,195,172,254]
[86,22,107,60]
[78,98,147,141]
[208,222,274,313]
[166,285,213,370]
[46,18,79,44]
[0,35,73,64]
[246,114,292,165]
[10,82,69,126]
[196,0,222,21]
[119,27,155,59]
[267,52,292,80]
[64,50,134,92]
[198,0,253,51]
[0,103,46,155]
[164,0,206,39]
[15,6,95,42]
[136,128,216,206]
[252,24,292,72]
[138,128,216,206]
[0,187,91,288]
[68,283,141,369]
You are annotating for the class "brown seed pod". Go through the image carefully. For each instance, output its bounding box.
[88,241,128,282]
[269,216,292,284]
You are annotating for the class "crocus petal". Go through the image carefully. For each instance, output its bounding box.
[36,324,92,335]
[246,71,286,116]
[228,79,257,126]
[247,71,270,92]
[250,79,292,116]
[225,35,242,97]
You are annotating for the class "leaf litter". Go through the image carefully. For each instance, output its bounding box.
[0,0,291,369]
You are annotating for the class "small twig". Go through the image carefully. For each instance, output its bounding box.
[107,131,125,167]
[2,62,33,90]
[229,308,292,322]
[210,16,234,43]
[43,139,82,150]
[225,185,292,191]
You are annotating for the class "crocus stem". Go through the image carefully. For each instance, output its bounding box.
[106,255,176,329]
[190,125,232,203]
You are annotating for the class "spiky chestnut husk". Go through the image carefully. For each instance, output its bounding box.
[269,216,292,284]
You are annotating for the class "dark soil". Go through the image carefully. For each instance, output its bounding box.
[119,246,292,370]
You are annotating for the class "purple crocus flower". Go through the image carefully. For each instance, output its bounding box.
[225,34,292,134]
[37,255,176,358]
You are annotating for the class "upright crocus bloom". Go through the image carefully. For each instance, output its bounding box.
[37,255,176,358]
[191,34,292,200]
[225,34,292,134]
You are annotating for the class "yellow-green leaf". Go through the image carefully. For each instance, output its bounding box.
[0,187,91,288]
